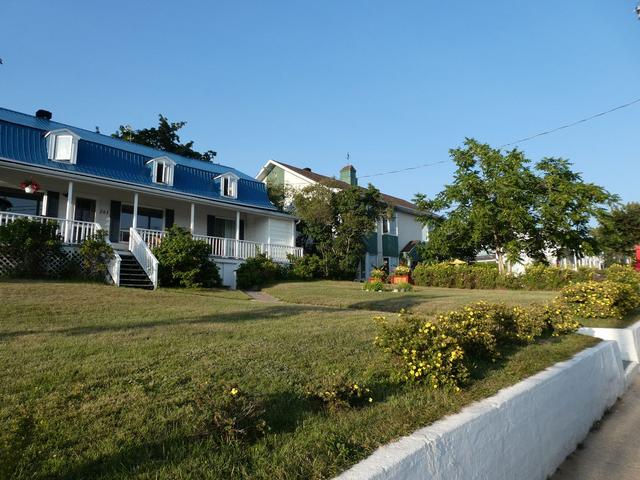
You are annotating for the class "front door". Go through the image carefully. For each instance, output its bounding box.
[74,198,96,222]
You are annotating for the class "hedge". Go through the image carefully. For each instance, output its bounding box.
[411,263,603,291]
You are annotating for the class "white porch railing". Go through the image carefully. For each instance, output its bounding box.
[0,211,100,244]
[135,228,303,263]
[129,228,159,289]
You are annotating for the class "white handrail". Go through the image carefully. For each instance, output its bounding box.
[129,227,159,289]
[0,211,99,244]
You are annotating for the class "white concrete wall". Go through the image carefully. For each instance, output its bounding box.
[214,258,242,289]
[337,341,625,480]
[579,319,640,363]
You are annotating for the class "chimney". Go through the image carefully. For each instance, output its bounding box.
[35,109,52,121]
[303,167,312,172]
[340,164,357,186]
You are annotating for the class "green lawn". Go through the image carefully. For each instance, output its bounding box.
[578,310,640,329]
[0,281,597,480]
[265,280,556,315]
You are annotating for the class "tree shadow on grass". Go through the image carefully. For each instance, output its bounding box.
[39,304,349,337]
[348,295,435,314]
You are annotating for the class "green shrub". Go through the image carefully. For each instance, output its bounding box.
[374,301,578,390]
[79,230,114,281]
[412,262,603,291]
[194,382,268,444]
[236,253,284,290]
[557,280,640,319]
[363,280,386,292]
[0,218,63,278]
[393,282,413,292]
[153,225,221,288]
[288,254,324,280]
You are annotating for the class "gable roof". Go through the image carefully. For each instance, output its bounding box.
[263,159,422,213]
[0,107,278,212]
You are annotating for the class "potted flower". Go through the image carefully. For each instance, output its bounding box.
[20,179,41,194]
[391,264,411,284]
[369,267,386,283]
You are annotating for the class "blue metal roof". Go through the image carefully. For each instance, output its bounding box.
[0,107,277,211]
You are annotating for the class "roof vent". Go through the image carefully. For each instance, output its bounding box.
[303,167,312,172]
[36,109,52,121]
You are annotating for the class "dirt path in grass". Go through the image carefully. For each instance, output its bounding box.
[243,290,282,303]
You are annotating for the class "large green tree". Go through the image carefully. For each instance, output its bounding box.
[292,182,386,279]
[595,202,640,263]
[113,114,216,161]
[416,139,614,272]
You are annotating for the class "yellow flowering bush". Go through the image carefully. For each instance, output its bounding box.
[307,379,374,411]
[194,382,268,444]
[557,280,640,319]
[605,265,640,292]
[374,301,579,390]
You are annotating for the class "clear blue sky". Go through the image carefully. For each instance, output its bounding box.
[1,1,638,202]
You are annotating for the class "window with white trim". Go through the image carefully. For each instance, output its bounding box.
[54,135,73,161]
[147,157,175,186]
[46,129,79,164]
[220,175,238,198]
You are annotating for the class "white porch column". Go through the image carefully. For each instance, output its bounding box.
[190,203,195,233]
[41,191,48,216]
[64,181,74,242]
[235,211,240,257]
[132,193,139,229]
[266,217,272,258]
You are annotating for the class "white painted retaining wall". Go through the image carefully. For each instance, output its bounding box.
[579,319,640,362]
[337,341,625,480]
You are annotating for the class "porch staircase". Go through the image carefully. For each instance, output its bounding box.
[117,251,155,290]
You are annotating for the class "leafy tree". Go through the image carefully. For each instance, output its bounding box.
[113,114,216,161]
[535,157,614,261]
[292,182,385,279]
[416,139,539,273]
[416,139,614,273]
[415,213,477,263]
[595,202,640,263]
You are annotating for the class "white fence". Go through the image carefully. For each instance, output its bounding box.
[136,228,303,262]
[0,211,100,244]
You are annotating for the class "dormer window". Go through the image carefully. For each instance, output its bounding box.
[215,172,239,199]
[45,129,80,164]
[146,156,175,186]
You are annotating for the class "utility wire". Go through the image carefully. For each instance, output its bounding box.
[359,96,640,179]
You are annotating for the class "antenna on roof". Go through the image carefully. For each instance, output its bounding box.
[346,152,350,161]
[95,126,100,134]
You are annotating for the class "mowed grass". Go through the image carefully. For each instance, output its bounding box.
[0,281,597,480]
[265,280,556,316]
[578,310,640,329]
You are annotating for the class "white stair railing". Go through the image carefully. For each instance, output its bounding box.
[129,228,159,289]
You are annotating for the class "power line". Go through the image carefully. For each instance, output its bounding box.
[499,96,640,148]
[360,160,449,179]
[359,96,640,179]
